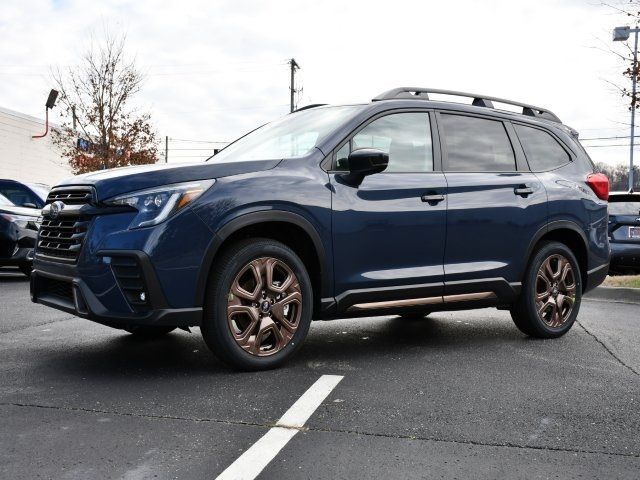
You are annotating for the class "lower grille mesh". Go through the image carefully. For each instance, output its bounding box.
[111,256,149,312]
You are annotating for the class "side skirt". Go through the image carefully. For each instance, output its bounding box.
[318,278,520,320]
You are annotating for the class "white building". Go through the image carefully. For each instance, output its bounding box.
[0,106,72,186]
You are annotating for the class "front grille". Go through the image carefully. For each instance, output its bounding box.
[110,256,150,312]
[37,218,90,261]
[47,189,94,205]
[41,277,74,302]
[36,186,94,263]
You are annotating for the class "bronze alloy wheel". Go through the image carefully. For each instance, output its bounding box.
[535,254,577,328]
[227,257,302,356]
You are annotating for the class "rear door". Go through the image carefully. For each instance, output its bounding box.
[436,112,547,297]
[329,110,447,307]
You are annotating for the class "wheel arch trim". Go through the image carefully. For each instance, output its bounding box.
[194,209,328,307]
[523,220,589,283]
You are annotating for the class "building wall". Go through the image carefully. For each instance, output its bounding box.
[0,106,72,186]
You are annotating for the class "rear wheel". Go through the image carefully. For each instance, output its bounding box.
[201,238,313,370]
[124,326,176,338]
[510,241,582,338]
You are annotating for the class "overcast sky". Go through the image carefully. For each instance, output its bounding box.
[0,0,637,165]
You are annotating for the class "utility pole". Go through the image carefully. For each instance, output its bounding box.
[289,58,300,113]
[165,135,168,163]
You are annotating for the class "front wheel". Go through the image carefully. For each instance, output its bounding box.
[201,238,313,371]
[510,241,582,338]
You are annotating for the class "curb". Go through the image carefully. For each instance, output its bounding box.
[584,286,640,304]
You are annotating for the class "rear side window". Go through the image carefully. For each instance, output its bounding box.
[440,114,516,172]
[514,124,570,171]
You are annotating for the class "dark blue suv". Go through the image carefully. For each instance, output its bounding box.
[31,88,610,370]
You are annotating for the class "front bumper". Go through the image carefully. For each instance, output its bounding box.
[609,242,640,274]
[30,250,202,329]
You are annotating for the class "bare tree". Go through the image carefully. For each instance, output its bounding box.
[52,31,158,174]
[605,1,640,112]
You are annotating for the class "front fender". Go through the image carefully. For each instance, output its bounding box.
[193,208,330,308]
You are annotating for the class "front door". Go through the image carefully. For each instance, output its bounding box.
[329,111,447,310]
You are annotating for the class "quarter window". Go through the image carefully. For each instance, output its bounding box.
[440,114,516,172]
[514,124,570,171]
[336,112,434,173]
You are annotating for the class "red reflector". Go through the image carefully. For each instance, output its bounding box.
[586,173,609,201]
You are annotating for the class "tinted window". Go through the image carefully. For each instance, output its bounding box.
[338,113,433,173]
[514,124,570,171]
[0,183,42,208]
[440,114,516,172]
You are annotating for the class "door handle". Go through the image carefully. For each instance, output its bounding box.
[514,185,534,197]
[421,193,445,203]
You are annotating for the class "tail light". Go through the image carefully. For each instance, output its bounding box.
[586,173,609,201]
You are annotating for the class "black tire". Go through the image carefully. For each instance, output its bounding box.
[124,326,176,338]
[19,264,32,277]
[201,238,313,371]
[510,241,582,338]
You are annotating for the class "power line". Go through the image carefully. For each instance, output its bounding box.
[583,143,640,148]
[169,138,229,144]
[581,134,640,141]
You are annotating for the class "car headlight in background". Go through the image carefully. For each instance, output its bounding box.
[105,180,215,229]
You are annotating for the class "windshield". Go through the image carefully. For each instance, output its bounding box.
[211,105,360,163]
[0,193,12,207]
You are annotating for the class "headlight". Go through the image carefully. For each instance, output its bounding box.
[105,180,215,229]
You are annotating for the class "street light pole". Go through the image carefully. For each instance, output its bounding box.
[614,25,640,192]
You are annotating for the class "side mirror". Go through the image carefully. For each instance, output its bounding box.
[22,203,38,209]
[339,148,389,185]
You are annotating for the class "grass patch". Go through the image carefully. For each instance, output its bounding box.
[603,275,640,288]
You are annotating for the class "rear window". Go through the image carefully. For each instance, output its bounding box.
[440,114,516,172]
[608,197,640,215]
[514,124,571,171]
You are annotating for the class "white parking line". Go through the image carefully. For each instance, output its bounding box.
[216,374,344,480]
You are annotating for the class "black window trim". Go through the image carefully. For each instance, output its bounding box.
[325,108,443,174]
[435,110,524,174]
[510,120,575,173]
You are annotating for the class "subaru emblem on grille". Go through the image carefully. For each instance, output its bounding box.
[49,201,65,219]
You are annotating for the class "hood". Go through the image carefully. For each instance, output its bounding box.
[56,159,282,201]
[0,204,41,218]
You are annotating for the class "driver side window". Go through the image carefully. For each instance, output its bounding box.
[335,112,433,173]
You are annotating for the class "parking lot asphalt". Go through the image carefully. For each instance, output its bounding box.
[1,267,639,479]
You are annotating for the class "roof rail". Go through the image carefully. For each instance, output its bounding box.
[291,103,327,113]
[372,87,561,123]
